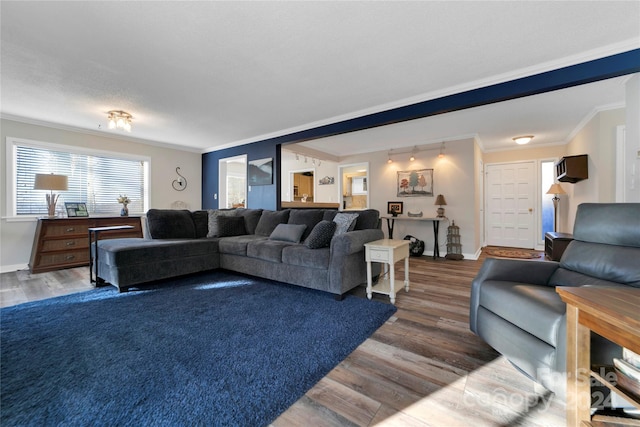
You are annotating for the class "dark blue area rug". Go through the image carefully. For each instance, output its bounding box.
[1,271,395,426]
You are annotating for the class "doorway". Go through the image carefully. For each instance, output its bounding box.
[290,169,315,202]
[218,155,247,209]
[485,161,535,248]
[339,163,369,210]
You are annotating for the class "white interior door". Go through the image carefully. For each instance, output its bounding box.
[486,161,536,249]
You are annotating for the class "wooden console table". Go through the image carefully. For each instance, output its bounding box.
[557,287,640,427]
[29,217,142,273]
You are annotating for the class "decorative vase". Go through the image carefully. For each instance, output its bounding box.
[120,204,129,216]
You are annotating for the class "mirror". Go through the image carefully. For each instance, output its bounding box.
[218,155,246,208]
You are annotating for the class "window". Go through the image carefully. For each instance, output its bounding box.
[540,160,555,240]
[8,138,149,216]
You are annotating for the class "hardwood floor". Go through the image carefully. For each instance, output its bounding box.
[0,249,564,426]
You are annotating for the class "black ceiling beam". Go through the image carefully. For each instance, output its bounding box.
[253,48,640,148]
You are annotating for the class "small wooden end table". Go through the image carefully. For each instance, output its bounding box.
[365,239,410,304]
[88,225,134,286]
[557,287,640,427]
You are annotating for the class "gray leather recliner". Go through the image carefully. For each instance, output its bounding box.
[470,203,640,399]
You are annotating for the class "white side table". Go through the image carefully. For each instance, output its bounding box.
[365,239,410,304]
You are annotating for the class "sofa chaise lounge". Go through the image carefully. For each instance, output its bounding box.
[94,208,383,298]
[470,203,640,399]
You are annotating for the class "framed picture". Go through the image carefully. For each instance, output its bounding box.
[318,176,334,185]
[387,201,403,215]
[248,158,273,186]
[65,202,88,217]
[397,168,434,197]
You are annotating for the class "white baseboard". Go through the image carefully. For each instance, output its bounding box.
[1,264,28,273]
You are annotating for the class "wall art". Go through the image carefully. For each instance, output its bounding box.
[319,176,334,185]
[248,158,273,186]
[397,168,433,197]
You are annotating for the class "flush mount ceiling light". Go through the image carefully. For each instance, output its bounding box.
[513,135,534,145]
[107,110,133,132]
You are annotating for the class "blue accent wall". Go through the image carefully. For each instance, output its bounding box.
[202,49,640,210]
[202,140,280,210]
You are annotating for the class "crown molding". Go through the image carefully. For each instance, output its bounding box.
[0,114,204,154]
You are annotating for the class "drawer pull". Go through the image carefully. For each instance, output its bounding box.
[65,255,75,260]
[66,241,76,246]
[66,227,75,232]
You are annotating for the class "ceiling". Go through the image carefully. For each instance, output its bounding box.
[1,1,639,155]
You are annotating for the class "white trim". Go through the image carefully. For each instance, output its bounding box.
[0,264,29,274]
[1,114,203,154]
[616,125,627,202]
[565,102,626,143]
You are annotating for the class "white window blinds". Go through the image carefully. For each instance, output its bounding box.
[14,143,147,216]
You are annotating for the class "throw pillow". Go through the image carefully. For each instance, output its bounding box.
[333,212,359,236]
[288,209,325,241]
[217,216,247,237]
[207,209,237,238]
[147,209,196,239]
[304,220,337,249]
[269,223,307,243]
[255,210,291,236]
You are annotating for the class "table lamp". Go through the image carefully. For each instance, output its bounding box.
[34,173,68,217]
[435,194,447,218]
[546,183,566,232]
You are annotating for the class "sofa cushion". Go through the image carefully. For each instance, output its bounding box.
[479,281,566,347]
[282,245,331,269]
[557,241,640,287]
[97,238,219,266]
[322,210,338,222]
[354,209,380,230]
[255,210,290,236]
[269,223,307,243]
[247,240,297,263]
[288,209,325,240]
[217,216,247,237]
[191,210,209,238]
[235,208,263,235]
[304,220,336,249]
[207,209,237,238]
[333,212,359,236]
[218,235,267,256]
[146,209,196,239]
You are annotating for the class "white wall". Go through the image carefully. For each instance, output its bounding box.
[280,150,340,203]
[340,138,479,259]
[1,119,202,272]
[624,74,640,202]
[565,108,625,231]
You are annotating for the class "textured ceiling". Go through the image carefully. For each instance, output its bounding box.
[1,1,639,154]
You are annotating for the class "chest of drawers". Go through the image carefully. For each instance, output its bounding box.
[29,217,142,273]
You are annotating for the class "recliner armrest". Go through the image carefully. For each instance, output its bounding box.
[469,258,560,333]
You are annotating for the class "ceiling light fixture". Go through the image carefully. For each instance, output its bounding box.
[409,146,417,162]
[387,150,393,164]
[513,135,534,145]
[438,142,445,159]
[107,110,133,132]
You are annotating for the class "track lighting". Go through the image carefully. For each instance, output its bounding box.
[409,146,417,162]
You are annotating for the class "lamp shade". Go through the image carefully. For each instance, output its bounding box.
[546,183,566,195]
[434,194,447,206]
[34,173,68,191]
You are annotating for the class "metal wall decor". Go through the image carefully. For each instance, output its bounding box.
[172,167,188,191]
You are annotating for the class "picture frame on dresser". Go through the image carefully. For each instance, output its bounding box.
[65,202,88,217]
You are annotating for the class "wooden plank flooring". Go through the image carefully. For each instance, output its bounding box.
[0,248,564,426]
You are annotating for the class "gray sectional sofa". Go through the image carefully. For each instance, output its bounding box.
[470,203,640,399]
[94,208,383,298]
